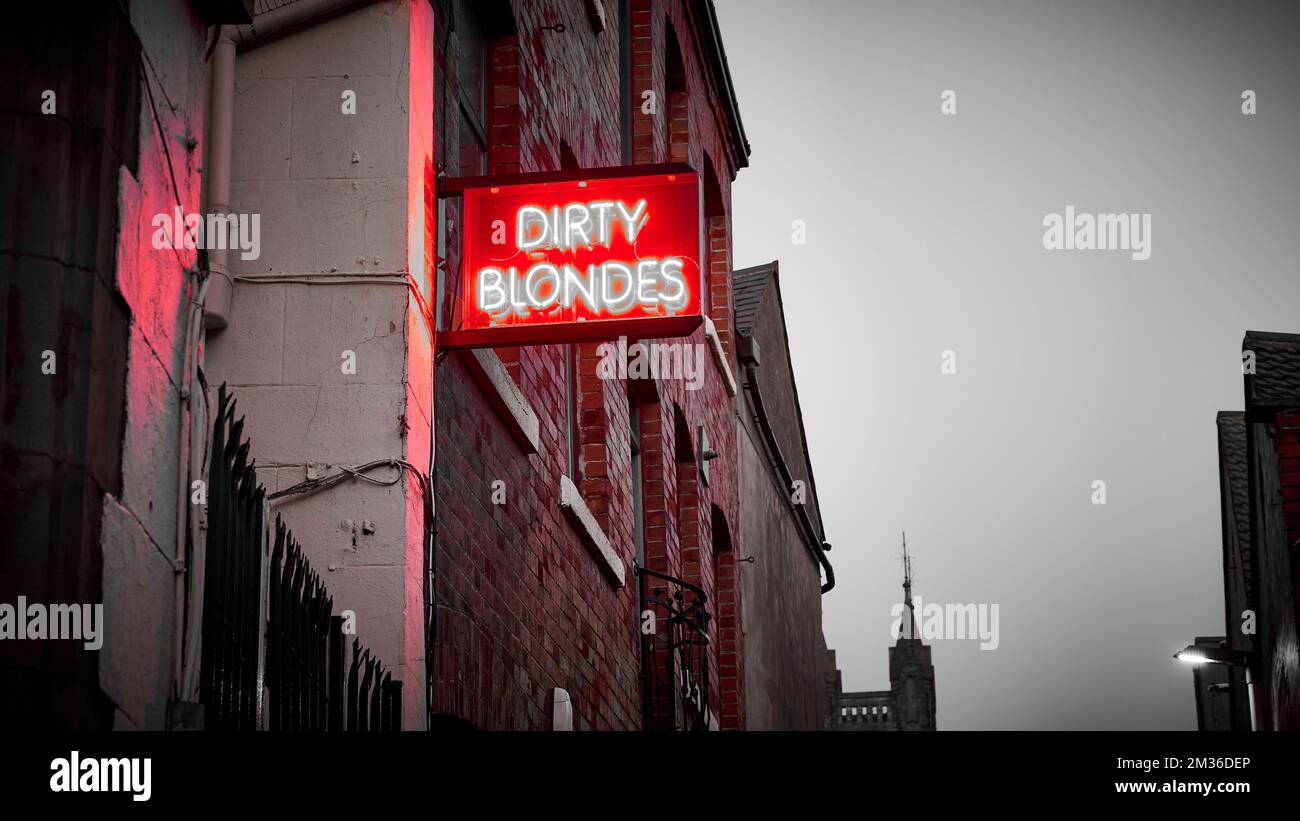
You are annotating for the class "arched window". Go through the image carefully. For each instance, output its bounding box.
[664,22,687,163]
[710,504,740,728]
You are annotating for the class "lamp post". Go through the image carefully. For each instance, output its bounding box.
[1173,640,1256,731]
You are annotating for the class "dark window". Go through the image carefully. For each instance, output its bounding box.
[455,0,489,174]
[630,398,645,566]
[665,23,687,162]
[619,0,632,164]
[561,144,583,480]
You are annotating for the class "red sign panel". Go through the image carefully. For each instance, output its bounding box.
[443,167,703,347]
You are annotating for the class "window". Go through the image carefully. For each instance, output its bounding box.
[618,0,632,163]
[566,344,578,478]
[630,398,645,566]
[665,22,687,163]
[702,157,725,319]
[455,0,489,175]
[561,144,582,480]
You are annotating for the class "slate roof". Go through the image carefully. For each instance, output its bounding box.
[1244,331,1300,409]
[733,262,776,336]
[1216,411,1252,605]
[731,260,827,543]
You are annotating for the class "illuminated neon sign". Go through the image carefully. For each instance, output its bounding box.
[440,164,703,347]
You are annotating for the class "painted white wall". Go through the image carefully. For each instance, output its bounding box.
[207,0,434,726]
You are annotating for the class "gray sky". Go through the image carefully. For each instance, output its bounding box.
[716,0,1300,729]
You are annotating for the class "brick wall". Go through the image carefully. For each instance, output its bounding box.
[431,0,746,730]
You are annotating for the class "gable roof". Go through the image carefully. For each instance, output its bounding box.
[1216,411,1252,610]
[1243,331,1300,411]
[733,262,774,335]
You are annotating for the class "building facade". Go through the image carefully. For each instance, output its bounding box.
[733,262,835,730]
[423,0,751,730]
[1202,331,1300,731]
[1213,411,1257,730]
[1,2,213,730]
[209,0,752,731]
[3,0,837,732]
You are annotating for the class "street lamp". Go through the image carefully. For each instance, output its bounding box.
[1173,639,1257,731]
[1173,643,1249,667]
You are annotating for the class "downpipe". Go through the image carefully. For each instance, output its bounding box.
[740,359,835,594]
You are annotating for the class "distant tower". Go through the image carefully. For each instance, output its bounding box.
[889,533,936,730]
[825,532,939,731]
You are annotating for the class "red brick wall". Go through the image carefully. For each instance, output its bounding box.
[431,0,746,730]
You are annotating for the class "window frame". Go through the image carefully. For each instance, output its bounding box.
[454,0,490,175]
[629,398,645,566]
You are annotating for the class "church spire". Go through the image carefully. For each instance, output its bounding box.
[901,532,919,641]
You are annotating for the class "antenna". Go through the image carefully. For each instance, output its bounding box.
[901,531,913,607]
[897,531,919,641]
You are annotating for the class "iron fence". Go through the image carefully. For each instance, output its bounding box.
[200,384,401,730]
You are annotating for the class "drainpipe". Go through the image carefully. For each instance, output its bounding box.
[202,25,236,329]
[1245,664,1259,731]
[739,351,835,594]
[229,0,376,48]
[181,0,387,705]
[173,24,234,704]
[202,0,378,329]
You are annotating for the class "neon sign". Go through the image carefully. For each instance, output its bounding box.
[441,165,703,347]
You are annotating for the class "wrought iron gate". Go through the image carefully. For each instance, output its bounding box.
[636,566,712,731]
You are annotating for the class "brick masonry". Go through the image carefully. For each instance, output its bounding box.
[430,0,747,730]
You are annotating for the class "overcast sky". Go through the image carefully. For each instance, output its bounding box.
[716,0,1300,729]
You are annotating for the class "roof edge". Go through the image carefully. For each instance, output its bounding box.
[696,0,751,169]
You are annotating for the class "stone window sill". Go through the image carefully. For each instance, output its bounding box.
[703,316,737,397]
[559,474,625,587]
[460,348,540,454]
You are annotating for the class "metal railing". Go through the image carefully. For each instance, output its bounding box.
[636,566,711,731]
[200,384,401,730]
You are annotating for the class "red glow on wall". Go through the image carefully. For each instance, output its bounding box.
[444,168,703,347]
